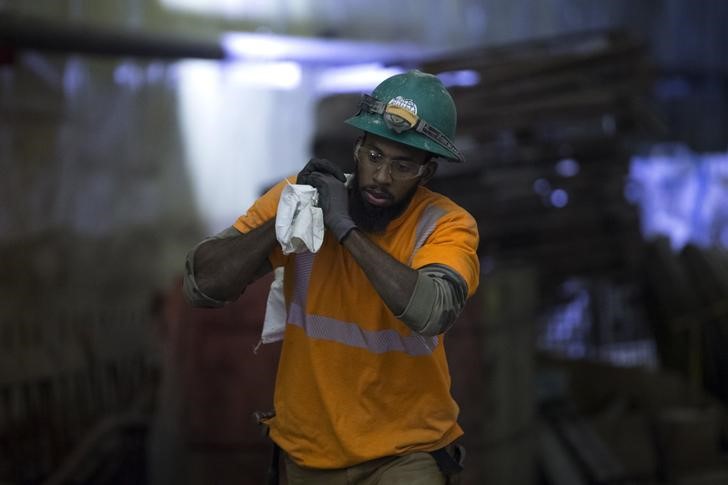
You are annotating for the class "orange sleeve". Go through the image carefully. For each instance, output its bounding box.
[410,207,480,297]
[232,176,296,268]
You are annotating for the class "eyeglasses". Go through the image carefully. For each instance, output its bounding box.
[355,144,426,181]
[357,94,465,163]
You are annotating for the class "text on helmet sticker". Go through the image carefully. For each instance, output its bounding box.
[383,96,419,133]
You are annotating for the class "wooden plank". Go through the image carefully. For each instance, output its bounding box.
[538,420,589,485]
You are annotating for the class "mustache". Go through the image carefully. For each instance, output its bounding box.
[361,186,394,200]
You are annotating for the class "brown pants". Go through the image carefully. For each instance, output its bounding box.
[284,452,450,485]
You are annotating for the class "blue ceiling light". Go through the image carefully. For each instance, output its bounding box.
[220,32,435,65]
[223,61,302,89]
[316,64,405,94]
[533,178,551,196]
[629,146,728,251]
[218,32,480,94]
[550,189,569,208]
[555,158,580,177]
[436,70,480,88]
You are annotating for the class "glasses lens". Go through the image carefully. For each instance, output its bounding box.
[357,146,423,180]
[391,160,422,179]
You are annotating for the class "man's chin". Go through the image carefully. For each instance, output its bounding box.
[350,184,417,233]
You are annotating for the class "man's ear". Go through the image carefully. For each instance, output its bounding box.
[419,159,438,185]
[353,135,364,157]
[352,137,363,171]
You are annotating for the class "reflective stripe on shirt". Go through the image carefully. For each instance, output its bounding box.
[409,205,447,265]
[287,251,439,356]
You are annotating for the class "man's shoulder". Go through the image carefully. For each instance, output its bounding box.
[415,186,474,220]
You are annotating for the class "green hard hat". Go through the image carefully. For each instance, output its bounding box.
[344,70,464,162]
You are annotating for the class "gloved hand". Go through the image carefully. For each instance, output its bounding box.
[308,171,357,242]
[297,158,346,186]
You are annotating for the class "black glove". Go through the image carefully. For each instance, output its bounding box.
[308,171,357,242]
[297,158,346,186]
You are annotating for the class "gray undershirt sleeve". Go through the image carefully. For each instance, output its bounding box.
[396,264,469,336]
[182,226,243,307]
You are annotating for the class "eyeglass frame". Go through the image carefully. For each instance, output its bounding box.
[354,141,429,181]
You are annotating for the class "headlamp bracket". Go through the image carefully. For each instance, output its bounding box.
[357,94,464,162]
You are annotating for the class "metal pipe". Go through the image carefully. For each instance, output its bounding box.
[0,12,224,60]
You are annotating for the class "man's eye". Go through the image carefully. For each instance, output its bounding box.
[395,161,418,173]
[368,151,382,163]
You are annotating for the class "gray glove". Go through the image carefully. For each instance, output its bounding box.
[308,172,357,242]
[297,158,346,186]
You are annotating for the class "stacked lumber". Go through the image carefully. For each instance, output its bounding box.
[421,30,656,283]
[680,245,728,403]
[643,238,728,404]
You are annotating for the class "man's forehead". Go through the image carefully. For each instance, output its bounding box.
[364,133,429,159]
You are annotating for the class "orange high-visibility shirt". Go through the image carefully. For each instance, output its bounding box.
[234,177,480,469]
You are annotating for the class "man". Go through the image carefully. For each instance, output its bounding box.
[184,70,480,484]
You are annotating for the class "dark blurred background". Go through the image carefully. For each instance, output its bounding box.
[1,1,727,484]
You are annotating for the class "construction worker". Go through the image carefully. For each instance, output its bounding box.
[184,70,480,484]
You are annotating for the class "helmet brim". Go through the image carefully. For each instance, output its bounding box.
[344,113,463,162]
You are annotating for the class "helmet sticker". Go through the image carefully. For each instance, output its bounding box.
[383,96,419,133]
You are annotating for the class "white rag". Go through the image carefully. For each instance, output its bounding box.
[257,183,325,351]
[255,266,286,351]
[275,182,325,255]
[256,176,353,351]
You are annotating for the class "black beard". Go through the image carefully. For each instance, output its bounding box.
[348,175,418,233]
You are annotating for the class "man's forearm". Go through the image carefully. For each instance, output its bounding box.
[194,219,277,301]
[341,229,417,316]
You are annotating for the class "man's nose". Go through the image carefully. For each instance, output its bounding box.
[372,162,393,184]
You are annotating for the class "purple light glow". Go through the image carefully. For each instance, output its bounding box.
[436,70,480,88]
[316,65,480,95]
[223,61,302,90]
[533,178,551,196]
[220,32,479,93]
[220,32,437,65]
[629,145,728,250]
[316,64,405,94]
[113,63,144,88]
[539,278,591,359]
[550,189,569,208]
[555,158,580,177]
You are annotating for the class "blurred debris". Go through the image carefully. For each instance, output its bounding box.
[537,358,728,485]
[542,400,627,484]
[537,277,657,368]
[644,239,728,405]
[316,30,654,283]
[420,30,656,285]
[445,264,539,485]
